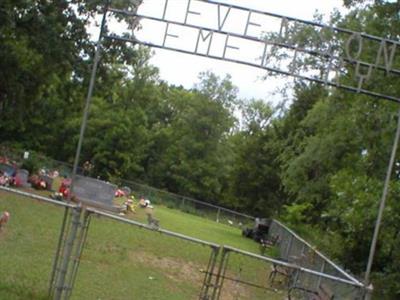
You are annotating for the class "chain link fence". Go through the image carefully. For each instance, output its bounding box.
[1,187,367,300]
[267,220,364,287]
[0,146,82,178]
[2,183,370,300]
[0,187,221,300]
[0,146,369,299]
[0,145,254,227]
[120,179,255,228]
[0,187,76,299]
[211,246,365,300]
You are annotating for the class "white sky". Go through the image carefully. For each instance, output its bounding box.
[131,0,348,102]
[98,0,348,103]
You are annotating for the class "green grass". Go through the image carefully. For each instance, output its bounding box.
[0,190,283,300]
[127,205,260,253]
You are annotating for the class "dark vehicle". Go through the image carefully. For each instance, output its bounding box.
[242,218,271,243]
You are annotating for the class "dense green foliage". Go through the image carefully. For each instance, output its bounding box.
[1,0,400,298]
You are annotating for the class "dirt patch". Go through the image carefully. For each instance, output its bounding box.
[128,250,202,284]
[128,250,251,300]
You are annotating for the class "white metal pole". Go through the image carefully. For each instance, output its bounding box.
[364,108,400,295]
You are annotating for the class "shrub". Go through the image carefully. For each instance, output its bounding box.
[21,156,40,174]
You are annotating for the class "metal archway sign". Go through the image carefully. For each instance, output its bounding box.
[52,1,400,299]
[107,0,400,103]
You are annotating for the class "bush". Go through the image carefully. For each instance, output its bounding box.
[281,203,312,226]
[181,204,198,215]
[20,156,40,174]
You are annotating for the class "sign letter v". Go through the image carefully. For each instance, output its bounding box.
[218,4,231,30]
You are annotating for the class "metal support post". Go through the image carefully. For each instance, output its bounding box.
[212,247,231,300]
[317,261,325,289]
[51,2,109,297]
[65,210,93,299]
[199,246,220,300]
[285,234,294,259]
[54,206,82,300]
[287,268,301,297]
[216,208,220,223]
[49,206,71,297]
[363,285,373,300]
[69,0,109,186]
[364,107,400,295]
[216,250,230,300]
[181,197,185,208]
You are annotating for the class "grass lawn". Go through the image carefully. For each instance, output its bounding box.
[0,189,285,300]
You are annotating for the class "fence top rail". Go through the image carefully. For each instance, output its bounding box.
[121,179,255,220]
[87,208,220,249]
[0,186,77,209]
[272,219,363,286]
[222,245,365,288]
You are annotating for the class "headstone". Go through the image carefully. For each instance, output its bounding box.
[17,169,29,187]
[71,175,117,209]
[40,175,54,191]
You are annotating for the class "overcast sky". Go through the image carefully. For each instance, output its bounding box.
[113,0,348,102]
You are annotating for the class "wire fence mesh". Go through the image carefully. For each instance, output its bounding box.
[0,187,220,300]
[1,187,368,300]
[70,211,219,300]
[215,246,365,300]
[1,146,368,299]
[268,220,363,286]
[288,269,365,300]
[0,189,74,299]
[0,146,253,228]
[214,248,286,300]
[120,179,255,228]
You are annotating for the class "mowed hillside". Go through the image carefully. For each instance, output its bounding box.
[0,190,282,300]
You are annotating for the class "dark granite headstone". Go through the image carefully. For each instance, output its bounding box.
[72,175,117,208]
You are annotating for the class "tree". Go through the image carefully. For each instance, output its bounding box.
[262,2,400,296]
[226,100,285,216]
[194,71,239,114]
[0,0,92,150]
[145,73,237,203]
